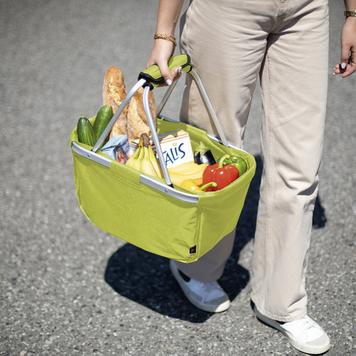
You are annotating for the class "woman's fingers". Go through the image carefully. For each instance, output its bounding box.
[340,43,351,69]
[144,59,182,86]
[333,47,355,77]
[335,47,355,78]
[341,62,356,77]
[341,48,355,78]
[333,62,356,77]
[337,17,356,78]
[155,62,183,86]
[156,58,174,85]
[172,66,182,80]
[333,64,341,75]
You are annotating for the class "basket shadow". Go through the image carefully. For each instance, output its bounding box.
[103,156,263,322]
[217,155,263,298]
[104,155,327,322]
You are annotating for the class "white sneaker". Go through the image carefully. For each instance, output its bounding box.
[169,260,230,313]
[253,303,330,354]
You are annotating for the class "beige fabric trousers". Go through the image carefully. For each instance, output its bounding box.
[175,0,329,322]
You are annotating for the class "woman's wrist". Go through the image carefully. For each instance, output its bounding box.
[345,15,356,24]
[155,26,176,36]
[154,33,176,46]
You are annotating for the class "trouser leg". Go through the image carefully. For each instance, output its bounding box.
[250,0,329,322]
[176,0,270,282]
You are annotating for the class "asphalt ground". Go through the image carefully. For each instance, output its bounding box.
[0,0,355,355]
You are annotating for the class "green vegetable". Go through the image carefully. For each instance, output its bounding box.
[77,117,96,146]
[93,105,113,140]
[228,155,248,175]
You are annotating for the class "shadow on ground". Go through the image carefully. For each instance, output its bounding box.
[104,155,327,322]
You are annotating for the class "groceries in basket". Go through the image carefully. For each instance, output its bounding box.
[100,135,129,163]
[70,54,257,263]
[103,66,157,144]
[126,133,162,179]
[76,105,114,145]
[167,154,246,193]
[194,141,216,165]
[159,130,194,168]
[74,63,249,195]
[168,161,208,185]
[77,117,96,146]
[76,65,157,149]
[202,155,240,192]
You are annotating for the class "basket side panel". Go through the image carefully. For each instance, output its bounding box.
[72,153,199,261]
[197,177,251,258]
[157,118,257,259]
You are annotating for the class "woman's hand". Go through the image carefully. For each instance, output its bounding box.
[147,0,184,85]
[333,17,356,78]
[146,39,182,86]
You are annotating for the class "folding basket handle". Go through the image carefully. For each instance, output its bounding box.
[92,78,146,152]
[138,54,192,89]
[141,59,230,188]
[142,86,173,187]
[93,53,229,189]
[155,67,229,147]
[92,54,191,153]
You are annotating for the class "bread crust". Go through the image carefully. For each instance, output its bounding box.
[127,87,156,142]
[102,66,157,141]
[102,66,128,138]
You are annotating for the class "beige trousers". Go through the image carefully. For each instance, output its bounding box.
[176,0,329,322]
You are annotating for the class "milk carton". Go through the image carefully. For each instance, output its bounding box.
[159,130,194,168]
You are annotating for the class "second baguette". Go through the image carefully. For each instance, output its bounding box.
[102,66,128,138]
[127,87,157,143]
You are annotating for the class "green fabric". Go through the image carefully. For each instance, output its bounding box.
[70,117,256,263]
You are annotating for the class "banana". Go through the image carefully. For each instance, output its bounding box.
[167,162,208,185]
[147,145,163,178]
[125,150,137,167]
[168,170,205,185]
[134,146,144,170]
[127,132,204,182]
[169,162,208,175]
[126,144,143,171]
[140,146,159,178]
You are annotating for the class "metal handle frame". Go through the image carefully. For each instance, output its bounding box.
[92,78,146,153]
[91,69,230,188]
[143,86,173,187]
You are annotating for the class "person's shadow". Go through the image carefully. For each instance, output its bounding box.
[104,155,327,322]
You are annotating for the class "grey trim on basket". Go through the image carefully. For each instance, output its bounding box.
[71,141,199,204]
[140,175,199,204]
[72,141,112,167]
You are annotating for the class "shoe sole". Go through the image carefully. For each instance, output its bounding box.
[253,305,330,355]
[169,261,230,313]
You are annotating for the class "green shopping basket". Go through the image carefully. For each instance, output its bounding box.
[70,54,256,263]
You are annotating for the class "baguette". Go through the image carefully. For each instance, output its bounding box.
[127,87,157,143]
[102,66,128,138]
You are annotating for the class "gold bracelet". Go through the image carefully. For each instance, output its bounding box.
[345,10,356,17]
[154,33,176,46]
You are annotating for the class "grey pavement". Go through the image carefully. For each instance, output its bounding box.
[0,0,355,355]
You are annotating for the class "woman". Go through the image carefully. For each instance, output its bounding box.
[147,0,356,354]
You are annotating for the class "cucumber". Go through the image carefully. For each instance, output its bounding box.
[93,105,113,140]
[77,117,96,146]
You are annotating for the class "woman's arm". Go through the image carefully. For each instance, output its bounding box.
[147,0,185,85]
[333,0,356,77]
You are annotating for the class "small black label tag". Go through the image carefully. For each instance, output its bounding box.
[189,246,197,254]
